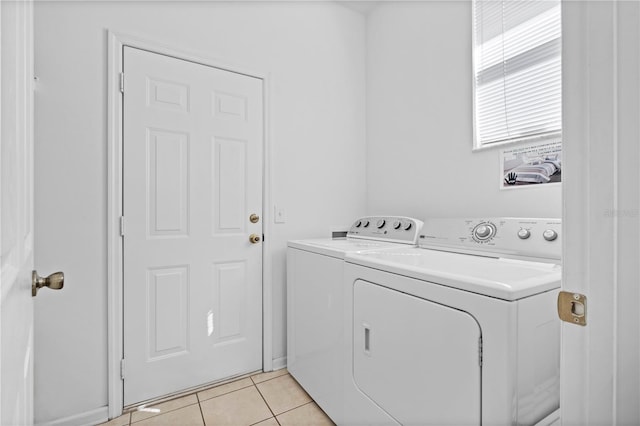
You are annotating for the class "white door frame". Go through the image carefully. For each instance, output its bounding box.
[106,30,273,419]
[561,1,640,424]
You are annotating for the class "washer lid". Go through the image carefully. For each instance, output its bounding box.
[287,238,406,259]
[345,247,561,301]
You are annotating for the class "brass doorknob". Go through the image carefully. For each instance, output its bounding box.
[32,270,64,297]
[249,214,260,223]
[249,234,261,244]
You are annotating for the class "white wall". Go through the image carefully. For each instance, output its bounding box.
[33,2,366,423]
[33,1,566,423]
[366,2,562,219]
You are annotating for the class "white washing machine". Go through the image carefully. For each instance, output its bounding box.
[287,216,423,424]
[342,217,562,426]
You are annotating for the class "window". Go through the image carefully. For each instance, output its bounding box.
[473,0,562,149]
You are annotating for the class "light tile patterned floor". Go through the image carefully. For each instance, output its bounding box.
[99,369,335,426]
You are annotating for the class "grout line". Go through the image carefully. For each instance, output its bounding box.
[254,382,278,419]
[252,372,290,387]
[197,380,255,403]
[253,379,315,423]
[248,417,277,426]
[275,401,334,425]
[197,399,206,426]
[274,400,316,417]
[197,381,257,404]
[250,369,288,385]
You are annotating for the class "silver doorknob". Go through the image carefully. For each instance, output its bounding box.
[249,234,261,244]
[32,270,64,297]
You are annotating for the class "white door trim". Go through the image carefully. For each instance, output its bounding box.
[106,30,273,419]
[561,1,640,424]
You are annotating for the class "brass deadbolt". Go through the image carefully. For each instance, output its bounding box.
[250,214,260,223]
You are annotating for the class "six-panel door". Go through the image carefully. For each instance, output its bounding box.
[123,47,263,405]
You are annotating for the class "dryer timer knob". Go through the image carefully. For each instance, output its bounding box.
[517,228,531,239]
[376,219,386,229]
[543,229,558,241]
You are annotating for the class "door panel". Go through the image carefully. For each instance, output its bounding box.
[148,266,189,359]
[214,138,247,233]
[1,0,35,424]
[353,280,481,426]
[123,47,263,405]
[148,129,189,236]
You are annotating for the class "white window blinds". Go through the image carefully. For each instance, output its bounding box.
[473,0,562,148]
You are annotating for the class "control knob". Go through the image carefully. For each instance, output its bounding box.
[354,220,362,228]
[517,228,531,239]
[403,222,412,231]
[475,225,491,238]
[376,219,386,229]
[392,220,402,230]
[543,229,558,241]
[362,220,370,228]
[472,222,495,241]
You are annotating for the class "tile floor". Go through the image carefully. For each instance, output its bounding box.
[99,369,335,426]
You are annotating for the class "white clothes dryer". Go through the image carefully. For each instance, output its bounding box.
[287,216,423,424]
[342,218,562,426]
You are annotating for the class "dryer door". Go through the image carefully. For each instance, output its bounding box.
[353,280,481,425]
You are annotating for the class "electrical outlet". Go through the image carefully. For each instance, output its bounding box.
[274,205,286,223]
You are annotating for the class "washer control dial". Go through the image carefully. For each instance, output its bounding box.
[376,219,386,229]
[403,222,413,231]
[517,228,531,239]
[392,220,402,230]
[472,222,496,242]
[354,220,362,228]
[543,229,558,241]
[362,220,370,228]
[475,225,491,238]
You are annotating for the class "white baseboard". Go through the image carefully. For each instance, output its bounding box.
[36,406,109,426]
[272,356,287,371]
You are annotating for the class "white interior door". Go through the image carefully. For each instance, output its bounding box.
[1,0,35,424]
[122,47,264,406]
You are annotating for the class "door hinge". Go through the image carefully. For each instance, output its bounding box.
[119,216,125,237]
[119,72,125,93]
[478,336,483,367]
[120,359,126,380]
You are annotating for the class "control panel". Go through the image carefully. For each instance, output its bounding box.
[420,217,561,262]
[348,216,423,244]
